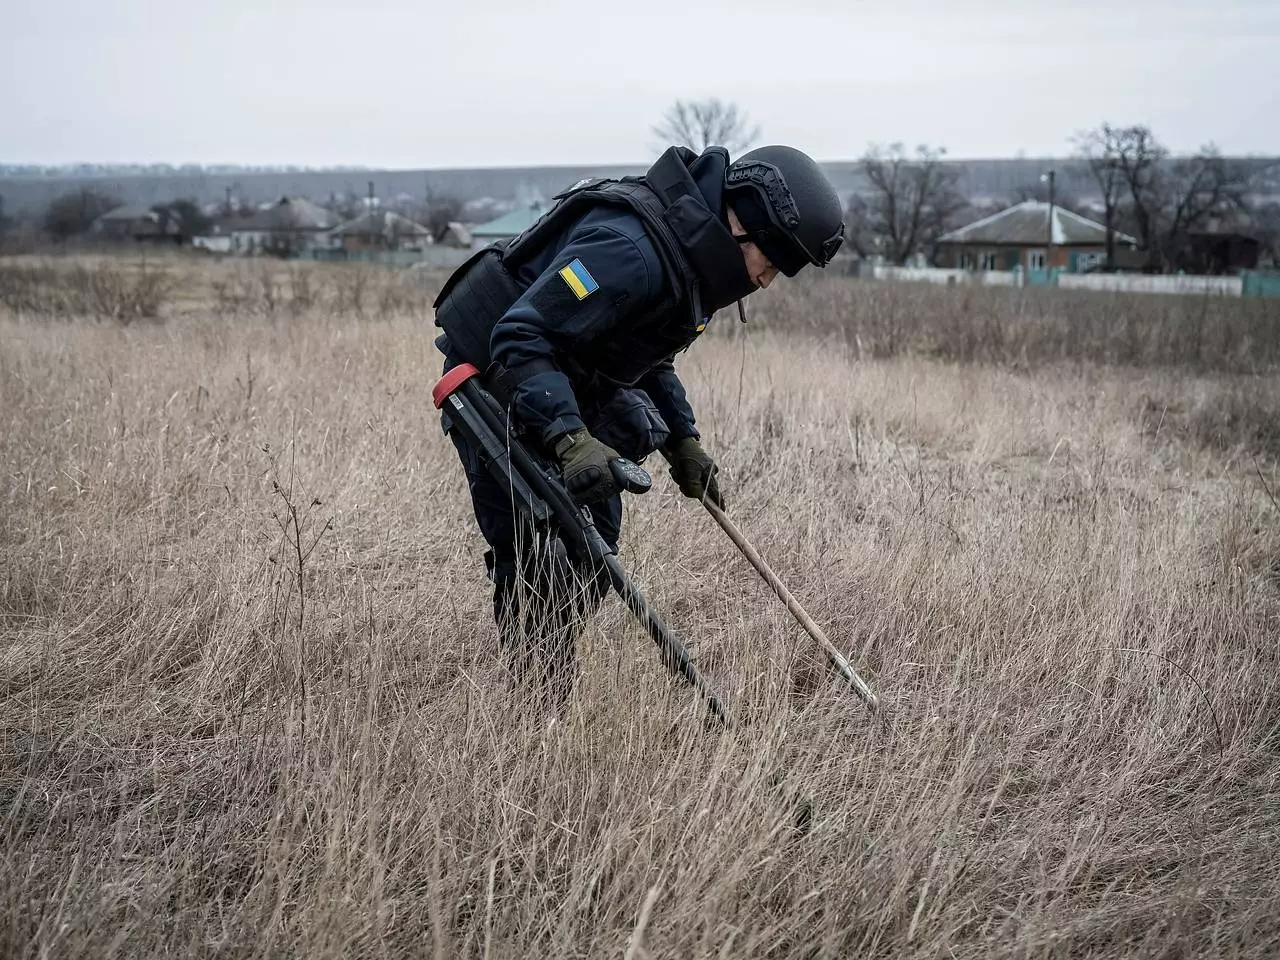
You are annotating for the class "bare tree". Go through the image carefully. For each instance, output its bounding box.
[1250,199,1280,268]
[420,178,465,244]
[1109,125,1167,266]
[1154,147,1247,270]
[653,98,759,154]
[423,197,463,244]
[43,188,121,242]
[847,143,966,265]
[1074,123,1249,271]
[152,199,212,244]
[1073,123,1129,266]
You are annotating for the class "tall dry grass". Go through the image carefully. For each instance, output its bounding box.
[750,272,1280,374]
[0,260,174,322]
[2,263,1279,958]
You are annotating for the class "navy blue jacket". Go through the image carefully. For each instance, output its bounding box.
[437,203,705,447]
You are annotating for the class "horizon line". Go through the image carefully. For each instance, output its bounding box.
[5,150,1280,175]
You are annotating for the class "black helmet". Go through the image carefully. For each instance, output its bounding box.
[723,145,845,277]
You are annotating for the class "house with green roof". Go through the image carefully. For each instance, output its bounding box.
[469,203,549,249]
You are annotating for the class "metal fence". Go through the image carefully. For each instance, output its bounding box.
[1243,271,1280,298]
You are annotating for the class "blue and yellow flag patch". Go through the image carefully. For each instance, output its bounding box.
[558,258,599,300]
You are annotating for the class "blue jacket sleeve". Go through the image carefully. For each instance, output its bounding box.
[635,360,699,443]
[489,220,661,446]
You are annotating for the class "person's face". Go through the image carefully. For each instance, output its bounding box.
[727,206,780,290]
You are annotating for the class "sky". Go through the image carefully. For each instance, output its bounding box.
[3,0,1278,168]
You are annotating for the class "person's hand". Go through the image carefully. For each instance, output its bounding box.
[662,436,724,509]
[554,428,622,505]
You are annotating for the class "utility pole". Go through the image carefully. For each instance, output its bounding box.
[1103,158,1117,269]
[1044,168,1056,272]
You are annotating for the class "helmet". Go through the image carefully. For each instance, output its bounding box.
[723,145,845,277]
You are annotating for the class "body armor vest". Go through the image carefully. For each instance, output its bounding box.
[433,148,739,388]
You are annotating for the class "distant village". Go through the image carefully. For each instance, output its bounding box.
[93,191,510,267]
[3,130,1278,298]
[61,181,1278,300]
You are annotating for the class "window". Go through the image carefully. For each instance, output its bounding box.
[1027,250,1047,270]
[958,252,974,270]
[1076,252,1102,272]
[979,251,998,271]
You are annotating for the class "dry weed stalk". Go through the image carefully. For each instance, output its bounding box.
[1,262,1278,958]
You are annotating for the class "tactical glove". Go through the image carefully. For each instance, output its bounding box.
[662,436,725,509]
[554,428,622,505]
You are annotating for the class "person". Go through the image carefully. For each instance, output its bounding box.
[432,143,845,710]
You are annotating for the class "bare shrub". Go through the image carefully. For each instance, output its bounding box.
[0,261,171,322]
[209,264,259,316]
[375,279,418,319]
[1139,378,1280,457]
[331,265,370,318]
[208,263,426,320]
[257,267,282,315]
[744,273,1280,372]
[287,266,315,315]
[79,263,172,322]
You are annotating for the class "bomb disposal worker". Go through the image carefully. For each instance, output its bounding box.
[433,143,844,708]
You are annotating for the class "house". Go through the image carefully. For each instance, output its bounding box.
[324,210,433,253]
[437,221,473,249]
[93,205,179,243]
[224,197,339,256]
[191,230,233,254]
[936,201,1137,273]
[1184,213,1262,274]
[469,203,549,250]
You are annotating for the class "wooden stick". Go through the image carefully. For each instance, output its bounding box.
[703,500,879,712]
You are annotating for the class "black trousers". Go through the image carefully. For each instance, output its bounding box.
[446,423,620,708]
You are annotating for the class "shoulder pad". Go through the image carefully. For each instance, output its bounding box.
[552,177,613,200]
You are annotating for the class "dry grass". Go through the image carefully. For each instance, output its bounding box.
[0,253,441,324]
[0,260,174,322]
[755,272,1280,373]
[2,260,1279,958]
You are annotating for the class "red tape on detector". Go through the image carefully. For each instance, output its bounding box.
[432,363,481,409]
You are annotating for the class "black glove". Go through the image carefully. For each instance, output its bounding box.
[662,436,725,509]
[554,428,622,505]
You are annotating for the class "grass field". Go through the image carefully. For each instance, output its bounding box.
[2,257,1279,958]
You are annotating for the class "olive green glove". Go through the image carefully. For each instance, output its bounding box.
[554,427,622,505]
[661,436,725,509]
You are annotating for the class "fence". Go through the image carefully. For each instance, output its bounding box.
[1058,273,1243,296]
[856,263,1018,287]
[299,247,474,269]
[1243,271,1280,298]
[856,262,1279,299]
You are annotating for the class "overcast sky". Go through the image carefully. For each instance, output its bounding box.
[4,0,1278,168]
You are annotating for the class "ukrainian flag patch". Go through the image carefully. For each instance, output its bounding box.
[558,258,599,300]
